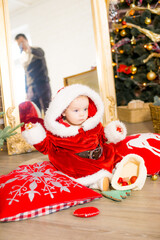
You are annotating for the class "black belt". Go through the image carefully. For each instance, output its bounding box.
[76,145,103,160]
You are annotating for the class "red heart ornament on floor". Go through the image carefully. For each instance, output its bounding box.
[73,207,100,218]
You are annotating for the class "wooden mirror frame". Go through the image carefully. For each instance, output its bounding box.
[0,0,117,155]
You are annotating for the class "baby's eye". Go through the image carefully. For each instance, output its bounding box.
[74,109,78,112]
[84,108,88,111]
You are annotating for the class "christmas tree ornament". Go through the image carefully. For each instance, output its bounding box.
[147,70,157,81]
[142,82,147,86]
[130,176,138,184]
[130,3,136,8]
[129,9,135,16]
[112,48,115,53]
[115,28,119,34]
[146,43,153,51]
[120,29,127,37]
[151,175,158,181]
[122,20,127,25]
[112,62,117,67]
[144,44,147,48]
[115,75,118,78]
[110,36,115,45]
[117,64,132,74]
[131,36,136,45]
[118,18,122,23]
[131,75,134,79]
[119,49,124,54]
[120,0,125,3]
[131,65,137,74]
[145,17,151,25]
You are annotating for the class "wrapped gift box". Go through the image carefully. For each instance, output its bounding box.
[117,101,152,123]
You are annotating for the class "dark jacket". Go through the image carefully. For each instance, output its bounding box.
[25,47,50,92]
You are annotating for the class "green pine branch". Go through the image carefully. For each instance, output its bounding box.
[0,122,24,148]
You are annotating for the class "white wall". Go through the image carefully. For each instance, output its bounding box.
[10,0,96,96]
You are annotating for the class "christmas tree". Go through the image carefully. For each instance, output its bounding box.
[109,0,160,106]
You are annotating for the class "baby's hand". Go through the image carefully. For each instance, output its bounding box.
[25,122,35,130]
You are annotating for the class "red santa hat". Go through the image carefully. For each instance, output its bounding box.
[19,101,43,131]
[44,84,104,137]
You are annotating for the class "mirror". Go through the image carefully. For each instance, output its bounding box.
[1,0,117,155]
[8,0,98,106]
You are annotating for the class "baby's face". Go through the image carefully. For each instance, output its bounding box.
[63,96,89,126]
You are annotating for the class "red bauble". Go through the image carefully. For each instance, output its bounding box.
[118,177,123,184]
[130,176,137,184]
[122,182,128,186]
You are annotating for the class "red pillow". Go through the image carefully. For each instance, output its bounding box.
[0,161,102,222]
[115,133,160,175]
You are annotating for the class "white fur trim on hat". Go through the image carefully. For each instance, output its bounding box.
[44,84,104,137]
[111,154,147,191]
[104,120,127,144]
[22,123,46,145]
[31,101,41,117]
[73,169,112,187]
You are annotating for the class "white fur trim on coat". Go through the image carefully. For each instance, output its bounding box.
[44,84,104,137]
[73,169,112,187]
[22,123,46,145]
[111,154,147,191]
[104,120,127,144]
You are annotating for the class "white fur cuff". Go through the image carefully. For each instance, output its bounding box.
[104,120,127,144]
[22,123,46,145]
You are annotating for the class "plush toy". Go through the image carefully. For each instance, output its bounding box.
[19,101,43,131]
[22,84,147,191]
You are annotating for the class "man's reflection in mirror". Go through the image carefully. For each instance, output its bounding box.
[15,33,52,114]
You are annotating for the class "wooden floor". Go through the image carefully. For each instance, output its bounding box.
[0,121,160,240]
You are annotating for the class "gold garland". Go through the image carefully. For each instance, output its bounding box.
[125,4,160,16]
[113,22,160,42]
[126,23,160,42]
[143,52,160,63]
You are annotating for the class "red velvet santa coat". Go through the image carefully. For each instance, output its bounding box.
[22,84,127,186]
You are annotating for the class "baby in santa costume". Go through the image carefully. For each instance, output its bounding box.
[22,84,140,191]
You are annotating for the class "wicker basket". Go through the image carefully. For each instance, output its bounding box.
[149,103,160,134]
